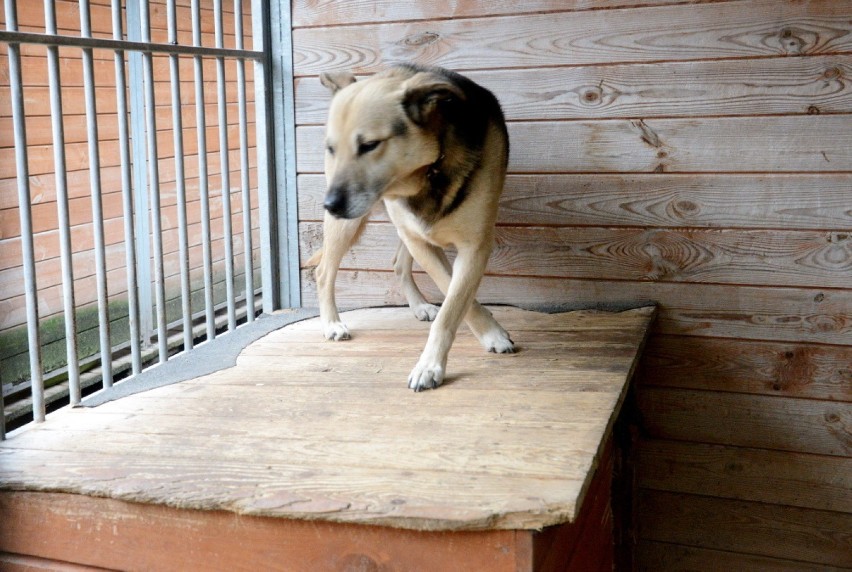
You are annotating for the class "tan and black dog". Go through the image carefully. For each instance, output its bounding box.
[307,63,514,391]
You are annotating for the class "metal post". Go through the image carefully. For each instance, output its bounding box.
[214,0,237,331]
[44,0,81,401]
[192,0,216,340]
[80,0,113,390]
[265,0,300,309]
[112,0,142,376]
[5,0,45,423]
[126,0,153,349]
[235,0,255,321]
[167,0,194,351]
[139,0,168,363]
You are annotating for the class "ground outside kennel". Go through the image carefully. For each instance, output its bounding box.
[0,306,654,570]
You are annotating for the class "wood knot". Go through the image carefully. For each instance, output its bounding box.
[580,86,604,107]
[807,105,820,115]
[401,32,440,47]
[778,28,805,54]
[340,554,380,572]
[823,67,841,79]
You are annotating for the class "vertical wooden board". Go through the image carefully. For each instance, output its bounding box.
[638,490,852,567]
[0,492,527,572]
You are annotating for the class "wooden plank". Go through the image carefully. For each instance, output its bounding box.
[0,552,110,572]
[641,335,852,401]
[297,173,852,230]
[299,221,852,289]
[637,439,852,512]
[637,541,846,572]
[0,492,527,572]
[294,55,852,124]
[291,0,736,28]
[638,490,852,567]
[301,269,852,345]
[295,115,852,173]
[638,387,852,456]
[0,307,649,532]
[291,0,852,75]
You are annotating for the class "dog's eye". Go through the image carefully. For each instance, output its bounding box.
[358,140,381,155]
[326,145,335,156]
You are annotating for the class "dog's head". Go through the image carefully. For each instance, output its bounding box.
[319,67,465,219]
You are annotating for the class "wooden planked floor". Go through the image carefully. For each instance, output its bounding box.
[0,306,654,533]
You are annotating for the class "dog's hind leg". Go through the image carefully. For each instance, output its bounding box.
[313,212,368,341]
[393,242,439,321]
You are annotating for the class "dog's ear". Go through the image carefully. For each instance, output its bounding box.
[402,72,466,127]
[320,71,357,95]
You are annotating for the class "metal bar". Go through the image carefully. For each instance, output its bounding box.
[192,0,216,340]
[139,0,168,363]
[168,0,194,350]
[79,0,113,391]
[268,0,301,308]
[112,0,142,376]
[5,0,45,424]
[252,0,277,313]
[0,30,263,59]
[235,0,254,322]
[126,0,153,350]
[214,0,237,331]
[44,0,81,401]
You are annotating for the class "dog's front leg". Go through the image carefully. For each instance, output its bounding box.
[313,212,368,341]
[404,238,492,391]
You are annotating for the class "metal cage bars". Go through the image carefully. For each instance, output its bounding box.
[0,0,286,433]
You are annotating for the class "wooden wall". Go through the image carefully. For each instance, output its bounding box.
[0,0,260,383]
[291,1,852,569]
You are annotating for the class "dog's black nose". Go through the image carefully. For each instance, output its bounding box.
[323,190,348,218]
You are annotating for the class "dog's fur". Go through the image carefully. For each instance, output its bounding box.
[307,63,514,391]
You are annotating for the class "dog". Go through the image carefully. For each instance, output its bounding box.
[307,63,514,391]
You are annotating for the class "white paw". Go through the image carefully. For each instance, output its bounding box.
[481,328,515,354]
[323,321,350,341]
[408,361,445,392]
[412,303,439,322]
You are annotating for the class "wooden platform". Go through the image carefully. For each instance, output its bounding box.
[0,306,654,570]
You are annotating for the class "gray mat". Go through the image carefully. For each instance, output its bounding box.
[81,308,319,407]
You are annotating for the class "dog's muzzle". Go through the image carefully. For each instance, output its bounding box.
[323,188,350,218]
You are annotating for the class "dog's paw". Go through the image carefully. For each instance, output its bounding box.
[408,362,445,392]
[481,328,515,354]
[411,302,439,322]
[323,321,351,341]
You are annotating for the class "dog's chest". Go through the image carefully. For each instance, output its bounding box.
[383,198,457,248]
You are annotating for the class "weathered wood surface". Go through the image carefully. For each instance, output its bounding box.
[0,306,654,531]
[291,0,732,28]
[0,492,529,572]
[638,490,852,568]
[297,173,852,229]
[292,0,851,75]
[294,56,852,124]
[637,541,849,572]
[300,221,852,289]
[637,439,852,513]
[301,270,852,345]
[296,115,852,173]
